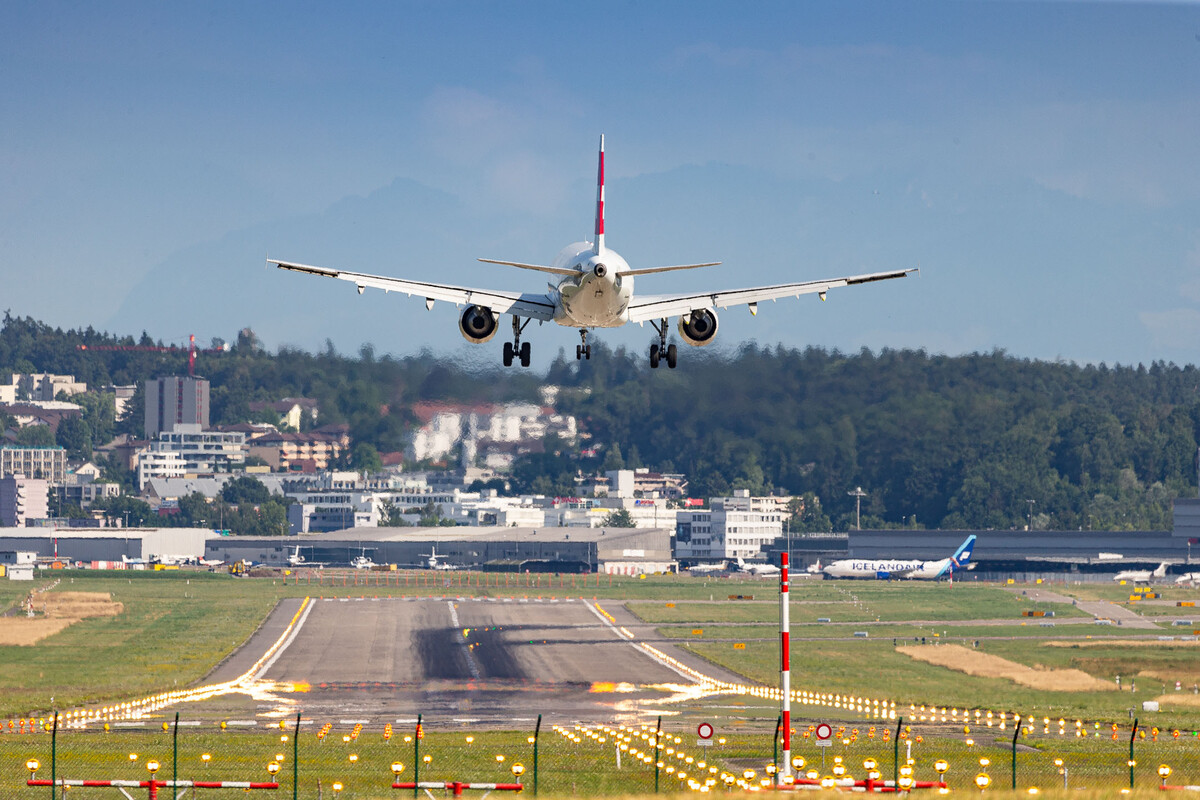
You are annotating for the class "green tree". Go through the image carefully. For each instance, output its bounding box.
[351,442,384,474]
[55,415,92,459]
[221,476,272,505]
[14,425,55,447]
[601,508,636,528]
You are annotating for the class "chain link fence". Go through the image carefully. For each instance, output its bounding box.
[4,713,1200,797]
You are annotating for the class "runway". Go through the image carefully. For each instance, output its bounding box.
[198,595,758,728]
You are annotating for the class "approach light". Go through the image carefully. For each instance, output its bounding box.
[146,760,160,775]
[975,773,991,790]
[267,762,281,776]
[512,763,525,778]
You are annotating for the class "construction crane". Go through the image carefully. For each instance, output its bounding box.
[77,334,230,377]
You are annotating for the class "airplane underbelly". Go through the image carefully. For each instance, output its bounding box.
[557,283,628,327]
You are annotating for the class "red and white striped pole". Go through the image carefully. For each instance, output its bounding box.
[780,551,791,780]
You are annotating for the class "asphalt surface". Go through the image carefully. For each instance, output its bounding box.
[189,596,759,728]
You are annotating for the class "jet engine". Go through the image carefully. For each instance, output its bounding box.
[677,309,719,347]
[459,305,499,344]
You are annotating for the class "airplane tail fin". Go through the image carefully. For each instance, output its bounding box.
[952,535,977,567]
[1155,561,1169,578]
[593,135,605,254]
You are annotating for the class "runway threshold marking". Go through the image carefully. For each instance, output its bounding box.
[582,600,720,686]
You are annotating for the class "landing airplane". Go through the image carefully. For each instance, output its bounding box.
[737,557,781,577]
[1112,562,1169,584]
[270,137,916,369]
[821,535,976,580]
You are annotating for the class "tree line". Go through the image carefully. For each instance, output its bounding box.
[4,314,1199,532]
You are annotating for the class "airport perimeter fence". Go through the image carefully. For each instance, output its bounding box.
[5,713,1200,798]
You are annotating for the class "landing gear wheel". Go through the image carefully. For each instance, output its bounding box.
[666,344,677,369]
[503,342,514,367]
[584,345,591,360]
[519,341,531,367]
[649,343,660,369]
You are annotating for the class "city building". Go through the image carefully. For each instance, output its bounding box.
[286,489,380,534]
[136,450,187,490]
[0,475,49,527]
[0,373,87,403]
[140,424,247,479]
[247,426,349,472]
[248,398,319,430]
[145,376,209,436]
[406,401,578,469]
[674,489,788,563]
[0,446,68,482]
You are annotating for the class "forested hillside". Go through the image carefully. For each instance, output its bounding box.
[3,314,1198,532]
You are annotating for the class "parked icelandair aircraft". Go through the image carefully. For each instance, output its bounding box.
[1112,562,1170,584]
[737,557,781,577]
[821,535,976,580]
[270,137,916,369]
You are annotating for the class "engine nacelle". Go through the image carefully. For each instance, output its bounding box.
[459,305,499,344]
[677,309,719,347]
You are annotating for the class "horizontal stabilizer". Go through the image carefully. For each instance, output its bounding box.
[477,258,579,277]
[619,262,721,277]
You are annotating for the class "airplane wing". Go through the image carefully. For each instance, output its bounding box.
[270,260,557,321]
[626,268,916,322]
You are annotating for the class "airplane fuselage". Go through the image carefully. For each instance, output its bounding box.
[551,243,633,328]
[823,559,923,579]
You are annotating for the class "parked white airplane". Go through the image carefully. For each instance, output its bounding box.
[1112,562,1169,584]
[737,557,781,577]
[821,535,976,580]
[419,544,458,571]
[271,137,915,369]
[687,560,729,574]
[1175,572,1200,586]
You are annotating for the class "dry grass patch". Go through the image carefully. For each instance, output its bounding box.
[1044,638,1200,648]
[1154,693,1200,709]
[0,591,123,645]
[897,644,1116,692]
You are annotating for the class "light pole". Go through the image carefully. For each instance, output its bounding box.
[847,487,866,531]
[1026,499,1035,531]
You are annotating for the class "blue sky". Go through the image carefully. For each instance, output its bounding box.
[3,1,1200,368]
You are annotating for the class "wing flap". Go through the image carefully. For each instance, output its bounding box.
[626,267,915,322]
[269,259,556,321]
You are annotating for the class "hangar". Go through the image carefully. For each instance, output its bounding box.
[205,526,674,573]
[0,527,210,564]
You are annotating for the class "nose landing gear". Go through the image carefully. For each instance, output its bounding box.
[576,329,592,360]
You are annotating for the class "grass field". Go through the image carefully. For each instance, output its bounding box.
[4,568,1199,735]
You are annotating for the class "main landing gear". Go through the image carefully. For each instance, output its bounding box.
[649,318,677,369]
[503,317,532,367]
[576,329,592,360]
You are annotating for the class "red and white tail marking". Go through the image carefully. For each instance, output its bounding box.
[593,134,606,254]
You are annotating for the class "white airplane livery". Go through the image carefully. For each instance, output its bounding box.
[821,535,976,580]
[1112,562,1169,584]
[270,137,916,368]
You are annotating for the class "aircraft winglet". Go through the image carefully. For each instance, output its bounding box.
[594,134,605,255]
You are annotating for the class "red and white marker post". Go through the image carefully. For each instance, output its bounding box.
[780,552,791,780]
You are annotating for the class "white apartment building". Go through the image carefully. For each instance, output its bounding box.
[286,490,380,534]
[147,424,246,475]
[137,450,187,490]
[674,490,788,562]
[0,373,87,403]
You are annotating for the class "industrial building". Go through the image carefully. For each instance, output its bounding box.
[0,527,210,564]
[204,526,675,574]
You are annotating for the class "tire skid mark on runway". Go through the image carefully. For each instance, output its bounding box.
[447,601,482,680]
